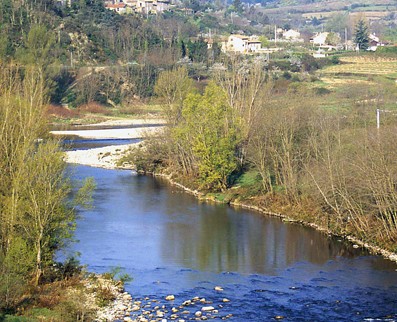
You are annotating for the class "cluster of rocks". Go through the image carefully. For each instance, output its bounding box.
[79,275,133,322]
[96,290,134,321]
[126,292,233,322]
[88,280,233,322]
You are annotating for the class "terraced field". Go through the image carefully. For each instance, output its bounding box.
[321,56,397,77]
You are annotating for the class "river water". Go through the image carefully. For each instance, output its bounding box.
[65,164,397,321]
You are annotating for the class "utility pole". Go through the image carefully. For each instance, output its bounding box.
[377,108,380,129]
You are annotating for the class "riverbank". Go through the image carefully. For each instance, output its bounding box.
[55,118,164,168]
[65,144,138,169]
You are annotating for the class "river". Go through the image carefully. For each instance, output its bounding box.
[64,163,397,321]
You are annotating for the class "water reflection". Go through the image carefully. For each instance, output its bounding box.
[158,193,367,275]
[69,167,392,276]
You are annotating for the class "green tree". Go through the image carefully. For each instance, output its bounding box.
[325,32,341,46]
[354,19,369,50]
[232,0,243,14]
[259,35,269,48]
[0,66,94,310]
[178,83,241,191]
[187,38,208,63]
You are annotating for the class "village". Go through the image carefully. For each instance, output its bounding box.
[101,1,390,56]
[55,0,391,58]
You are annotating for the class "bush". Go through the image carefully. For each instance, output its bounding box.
[375,46,397,56]
[77,102,111,115]
[313,87,332,95]
[46,105,79,119]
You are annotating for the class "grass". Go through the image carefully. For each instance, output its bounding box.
[234,170,261,188]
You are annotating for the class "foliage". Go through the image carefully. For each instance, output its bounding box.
[186,38,208,63]
[0,65,94,314]
[102,267,132,285]
[325,32,341,46]
[154,66,195,124]
[259,35,269,47]
[354,19,370,50]
[173,82,241,191]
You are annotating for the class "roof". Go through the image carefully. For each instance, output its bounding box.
[230,35,249,40]
[106,3,127,8]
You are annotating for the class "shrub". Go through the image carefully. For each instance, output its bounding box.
[46,105,79,119]
[77,102,111,115]
[313,87,332,95]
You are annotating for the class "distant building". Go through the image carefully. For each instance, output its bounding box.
[104,0,171,15]
[136,0,170,14]
[310,32,329,46]
[105,2,127,13]
[282,29,303,42]
[223,35,263,54]
[368,33,385,51]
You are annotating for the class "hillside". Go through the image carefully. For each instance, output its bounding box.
[257,0,397,39]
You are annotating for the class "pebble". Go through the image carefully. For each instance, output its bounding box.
[172,307,179,313]
[195,311,202,317]
[201,306,215,312]
[275,315,284,320]
[214,286,224,291]
[222,298,230,303]
[182,300,192,306]
[166,295,175,301]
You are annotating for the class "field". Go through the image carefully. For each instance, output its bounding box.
[320,56,397,78]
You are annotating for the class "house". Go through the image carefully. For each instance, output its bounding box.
[223,35,263,54]
[282,29,302,42]
[136,0,154,14]
[105,2,127,13]
[124,0,138,8]
[224,35,249,53]
[155,0,170,12]
[368,33,385,51]
[311,32,329,46]
[104,0,170,15]
[247,38,262,52]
